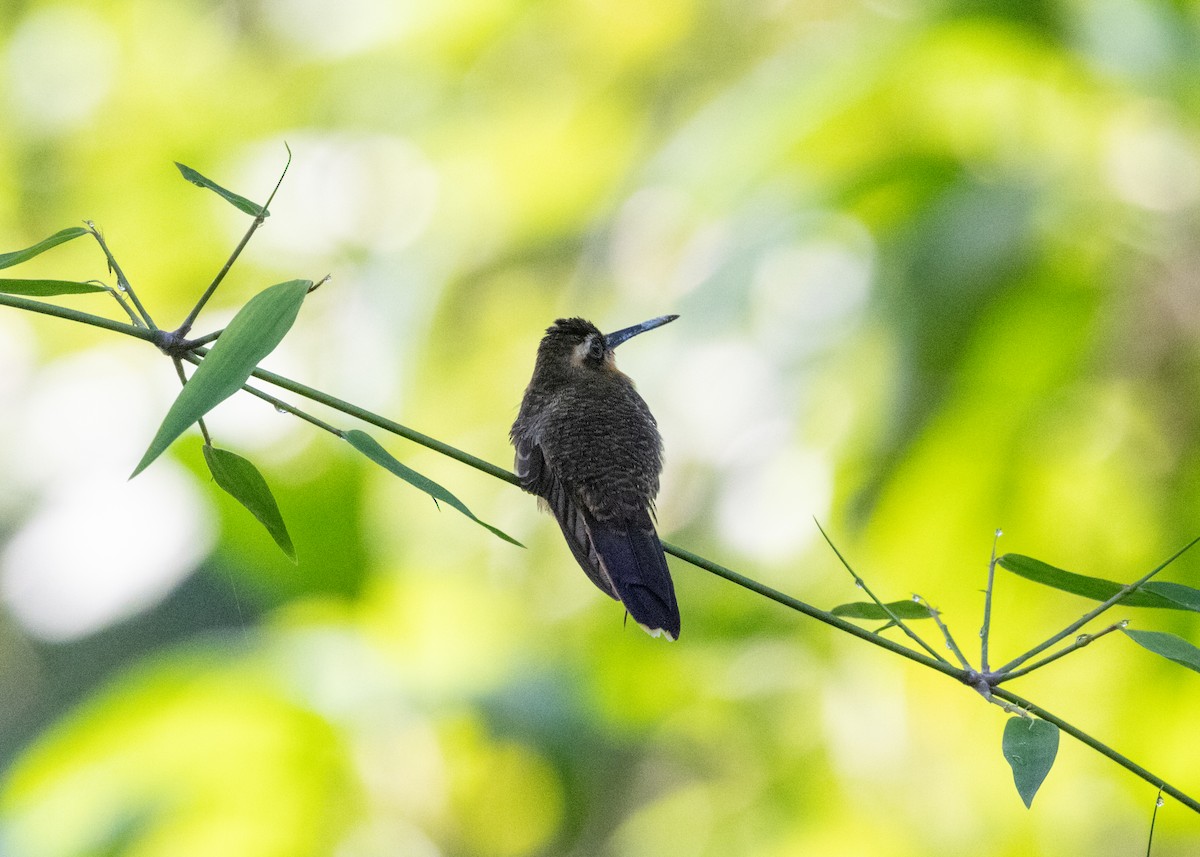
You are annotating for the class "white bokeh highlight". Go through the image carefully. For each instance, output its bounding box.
[6,6,118,134]
[1,465,214,641]
[261,0,415,57]
[0,344,217,641]
[232,133,440,264]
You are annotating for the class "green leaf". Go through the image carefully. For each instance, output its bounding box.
[1123,629,1200,674]
[203,445,296,562]
[132,279,310,477]
[998,554,1196,611]
[0,227,89,269]
[0,278,108,296]
[1141,581,1200,612]
[1002,717,1059,808]
[175,162,269,217]
[344,429,522,547]
[831,600,934,620]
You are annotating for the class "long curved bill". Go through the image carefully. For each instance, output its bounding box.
[604,314,679,349]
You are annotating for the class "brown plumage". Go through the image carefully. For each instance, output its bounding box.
[510,316,680,640]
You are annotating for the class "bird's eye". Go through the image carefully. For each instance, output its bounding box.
[588,336,605,362]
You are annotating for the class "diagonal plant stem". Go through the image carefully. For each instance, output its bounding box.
[102,284,144,327]
[85,222,156,329]
[245,359,521,485]
[813,518,949,665]
[181,327,224,349]
[1147,788,1164,857]
[981,528,1002,672]
[915,594,974,670]
[174,149,292,338]
[661,541,958,675]
[0,293,158,342]
[170,358,211,445]
[3,291,1199,815]
[990,686,1199,814]
[995,621,1127,684]
[995,536,1200,675]
[174,215,264,338]
[180,351,341,436]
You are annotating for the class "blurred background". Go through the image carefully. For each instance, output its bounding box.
[2,0,1200,854]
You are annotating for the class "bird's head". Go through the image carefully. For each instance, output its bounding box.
[533,315,678,381]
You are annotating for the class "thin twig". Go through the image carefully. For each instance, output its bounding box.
[85,222,156,329]
[981,528,1001,672]
[995,537,1200,674]
[171,358,211,445]
[102,284,144,327]
[991,687,1200,814]
[182,328,224,349]
[179,352,341,436]
[174,147,292,338]
[0,293,158,342]
[995,621,1127,684]
[914,594,974,670]
[1147,788,1164,857]
[661,541,961,678]
[814,518,949,665]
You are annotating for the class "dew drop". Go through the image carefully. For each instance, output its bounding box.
[274,406,288,414]
[911,594,920,602]
[1157,796,1165,807]
[1119,619,1130,629]
[978,629,985,638]
[1076,634,1089,644]
[854,579,865,589]
[995,528,1003,537]
[116,283,127,292]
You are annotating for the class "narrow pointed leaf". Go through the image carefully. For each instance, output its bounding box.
[831,600,934,620]
[0,227,89,269]
[203,445,295,561]
[132,279,310,477]
[344,429,522,547]
[1123,629,1200,674]
[998,554,1196,611]
[175,162,269,217]
[0,279,107,296]
[1140,581,1200,612]
[1002,717,1059,808]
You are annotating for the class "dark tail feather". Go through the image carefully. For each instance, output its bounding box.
[589,519,680,641]
[539,469,680,639]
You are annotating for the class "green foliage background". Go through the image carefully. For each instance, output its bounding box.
[2,0,1200,854]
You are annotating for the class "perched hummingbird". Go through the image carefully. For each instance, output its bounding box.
[511,315,681,640]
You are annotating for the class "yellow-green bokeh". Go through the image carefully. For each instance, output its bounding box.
[2,0,1200,854]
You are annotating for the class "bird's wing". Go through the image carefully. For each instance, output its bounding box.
[513,433,621,601]
[514,430,679,639]
[546,477,625,603]
[513,430,549,495]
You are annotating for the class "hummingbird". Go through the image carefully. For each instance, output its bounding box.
[511,315,681,640]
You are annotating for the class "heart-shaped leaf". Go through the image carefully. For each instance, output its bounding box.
[1002,717,1059,808]
[203,445,295,562]
[345,429,522,547]
[0,227,89,269]
[132,279,310,477]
